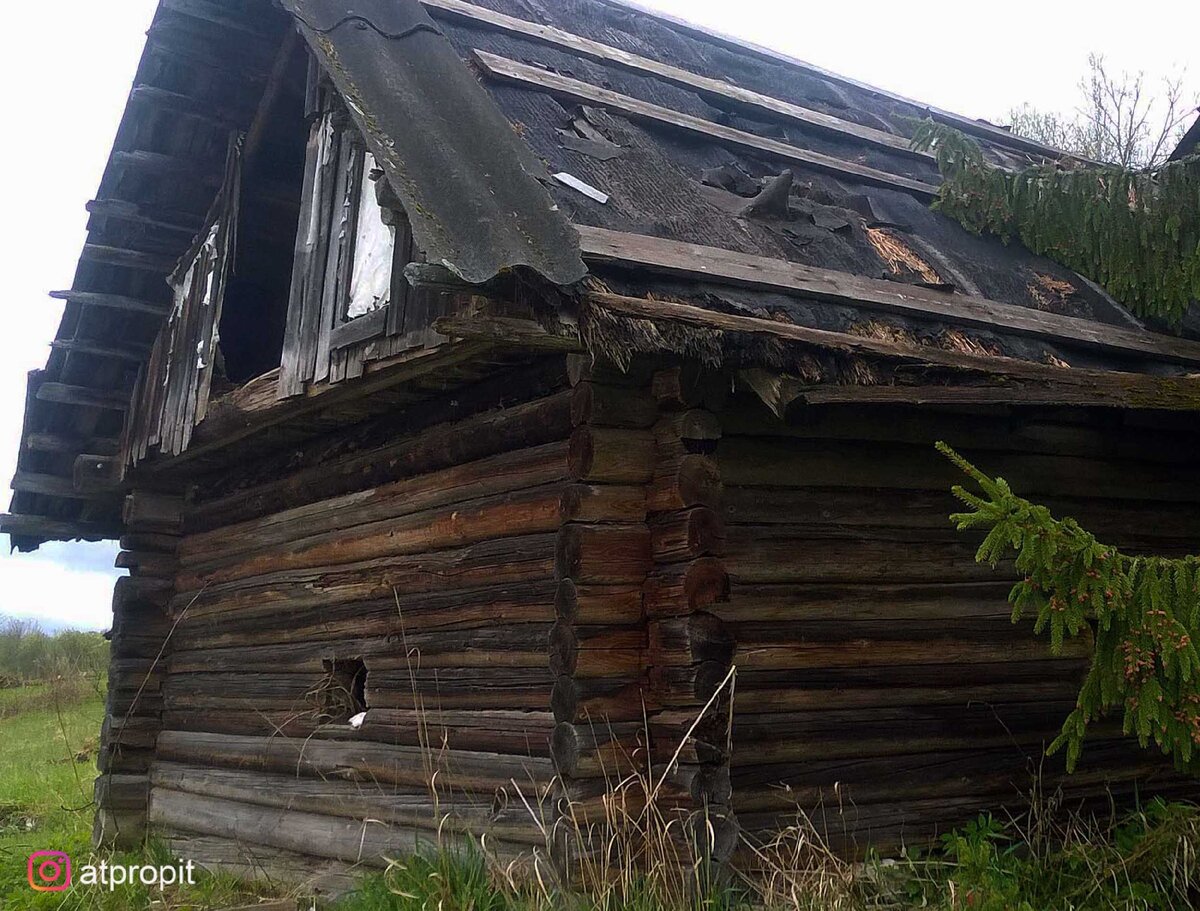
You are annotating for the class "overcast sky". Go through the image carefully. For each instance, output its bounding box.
[1,0,1196,631]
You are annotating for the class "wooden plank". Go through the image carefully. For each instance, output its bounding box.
[423,0,930,160]
[49,289,171,316]
[36,383,130,410]
[111,150,222,186]
[9,472,87,499]
[472,51,939,198]
[51,338,150,361]
[79,244,178,273]
[24,433,120,456]
[586,290,1200,409]
[85,199,203,235]
[0,513,120,540]
[577,228,1200,368]
[128,84,239,126]
[159,0,278,38]
[591,0,1080,162]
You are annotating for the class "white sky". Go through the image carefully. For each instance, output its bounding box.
[0,0,1196,631]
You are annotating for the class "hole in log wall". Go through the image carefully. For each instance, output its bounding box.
[314,658,368,723]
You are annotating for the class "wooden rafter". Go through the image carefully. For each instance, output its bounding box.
[472,52,939,198]
[575,225,1200,367]
[50,289,171,316]
[423,0,930,161]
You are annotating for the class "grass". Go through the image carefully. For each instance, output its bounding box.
[1,677,1196,909]
[0,680,284,910]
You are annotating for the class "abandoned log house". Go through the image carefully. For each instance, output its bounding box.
[6,0,1200,885]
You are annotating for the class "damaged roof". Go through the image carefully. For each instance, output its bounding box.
[7,0,1200,549]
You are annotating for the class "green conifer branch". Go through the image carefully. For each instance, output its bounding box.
[938,442,1200,773]
[911,122,1200,327]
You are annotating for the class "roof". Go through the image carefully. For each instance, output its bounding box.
[1171,115,1200,162]
[7,0,1200,550]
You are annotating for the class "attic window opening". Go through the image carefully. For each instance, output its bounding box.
[344,153,397,320]
[317,658,368,724]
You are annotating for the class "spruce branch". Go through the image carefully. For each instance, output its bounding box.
[910,122,1200,326]
[938,442,1200,773]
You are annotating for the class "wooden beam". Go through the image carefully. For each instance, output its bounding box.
[36,383,131,411]
[425,0,931,161]
[575,225,1200,368]
[86,198,202,236]
[243,29,302,165]
[0,513,120,540]
[159,0,278,38]
[51,339,151,362]
[50,289,170,316]
[110,150,223,186]
[74,455,125,495]
[586,291,1200,409]
[10,472,89,499]
[592,0,1081,163]
[25,433,120,456]
[473,51,939,198]
[80,244,178,274]
[128,84,239,127]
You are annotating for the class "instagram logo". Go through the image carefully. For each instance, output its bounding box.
[27,851,72,891]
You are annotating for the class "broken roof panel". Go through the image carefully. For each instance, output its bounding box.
[281,0,586,285]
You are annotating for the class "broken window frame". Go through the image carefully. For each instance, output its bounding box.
[279,62,420,395]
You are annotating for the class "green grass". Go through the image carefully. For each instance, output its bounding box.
[0,683,283,910]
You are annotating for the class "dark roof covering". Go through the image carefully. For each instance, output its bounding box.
[1170,115,1200,162]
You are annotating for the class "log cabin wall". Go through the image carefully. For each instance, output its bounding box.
[710,390,1200,854]
[137,356,611,877]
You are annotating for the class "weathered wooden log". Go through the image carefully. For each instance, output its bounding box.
[652,365,727,411]
[643,559,730,619]
[555,524,652,584]
[177,485,566,591]
[647,453,722,513]
[93,808,147,849]
[119,532,181,553]
[554,580,643,626]
[156,831,359,894]
[551,721,645,778]
[566,353,654,387]
[180,441,573,565]
[188,390,575,530]
[156,731,556,792]
[548,622,645,677]
[657,410,722,449]
[115,550,178,577]
[567,427,655,483]
[174,533,559,613]
[649,613,736,666]
[551,675,654,723]
[150,790,517,867]
[94,773,150,811]
[173,581,558,648]
[150,763,547,843]
[124,491,184,532]
[650,507,725,562]
[714,581,1015,623]
[571,382,657,428]
[559,484,647,524]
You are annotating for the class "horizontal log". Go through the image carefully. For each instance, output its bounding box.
[715,581,1015,623]
[652,366,727,412]
[36,382,130,410]
[650,613,736,666]
[80,243,178,273]
[150,763,546,842]
[188,390,575,529]
[554,580,643,626]
[559,484,647,524]
[567,426,656,483]
[177,485,566,591]
[9,471,88,499]
[156,731,556,793]
[51,338,149,361]
[155,831,358,894]
[182,441,572,564]
[552,721,645,778]
[173,580,557,647]
[643,559,730,619]
[551,675,653,724]
[650,507,725,561]
[94,773,150,811]
[571,382,657,428]
[50,288,170,316]
[548,622,645,677]
[555,524,652,584]
[124,491,184,532]
[0,512,120,540]
[647,453,722,513]
[173,533,559,613]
